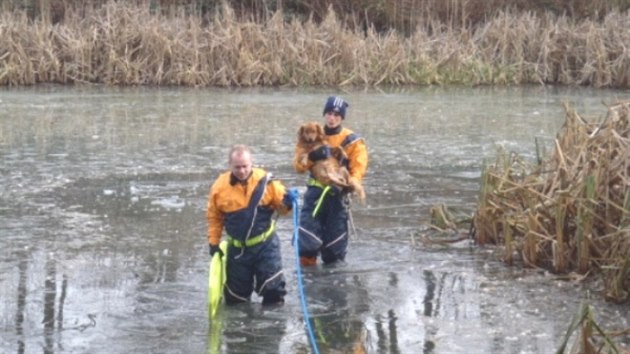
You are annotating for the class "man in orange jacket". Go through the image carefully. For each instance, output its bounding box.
[207,144,298,305]
[293,96,368,266]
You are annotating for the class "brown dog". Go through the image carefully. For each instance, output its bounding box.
[296,122,365,202]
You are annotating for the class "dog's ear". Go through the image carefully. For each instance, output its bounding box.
[298,125,305,139]
[316,124,324,138]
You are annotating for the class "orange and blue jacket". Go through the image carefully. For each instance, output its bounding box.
[207,167,289,246]
[293,126,368,183]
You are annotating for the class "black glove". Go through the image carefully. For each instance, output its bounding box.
[308,145,331,162]
[209,244,223,257]
[330,185,343,195]
[331,185,353,197]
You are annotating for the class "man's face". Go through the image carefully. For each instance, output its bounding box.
[324,111,343,128]
[230,151,252,182]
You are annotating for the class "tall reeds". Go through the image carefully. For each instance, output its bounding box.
[472,101,630,303]
[1,2,630,87]
[4,0,629,31]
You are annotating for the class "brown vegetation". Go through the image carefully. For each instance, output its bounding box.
[4,0,630,32]
[472,100,630,303]
[556,302,628,354]
[0,1,630,87]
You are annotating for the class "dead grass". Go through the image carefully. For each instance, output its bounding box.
[0,2,629,87]
[472,100,630,303]
[556,302,628,354]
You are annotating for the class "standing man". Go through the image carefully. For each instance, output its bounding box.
[293,96,368,266]
[207,144,298,306]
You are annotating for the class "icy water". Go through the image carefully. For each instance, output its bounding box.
[1,85,629,354]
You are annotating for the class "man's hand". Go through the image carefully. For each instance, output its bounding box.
[283,187,299,207]
[308,145,331,162]
[209,244,223,257]
[344,177,358,193]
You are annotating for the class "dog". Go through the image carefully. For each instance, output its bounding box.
[296,121,366,202]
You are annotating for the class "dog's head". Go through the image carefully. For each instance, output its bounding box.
[298,122,325,145]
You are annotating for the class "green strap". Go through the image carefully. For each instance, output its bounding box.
[228,221,276,248]
[307,177,326,189]
[312,185,331,218]
[308,178,333,218]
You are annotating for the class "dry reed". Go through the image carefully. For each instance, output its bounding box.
[1,2,630,87]
[472,100,630,303]
[555,302,624,354]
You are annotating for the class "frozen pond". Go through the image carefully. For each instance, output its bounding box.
[1,85,629,353]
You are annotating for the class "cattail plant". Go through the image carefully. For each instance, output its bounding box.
[472,100,630,303]
[1,2,630,87]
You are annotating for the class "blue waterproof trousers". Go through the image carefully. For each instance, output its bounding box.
[224,233,286,305]
[296,185,349,264]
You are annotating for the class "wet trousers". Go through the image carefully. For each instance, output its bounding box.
[296,185,349,264]
[224,233,286,305]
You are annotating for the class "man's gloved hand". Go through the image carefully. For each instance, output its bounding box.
[283,187,299,207]
[209,244,223,257]
[330,185,343,195]
[343,177,357,193]
[308,145,331,162]
[287,187,300,203]
[330,184,352,196]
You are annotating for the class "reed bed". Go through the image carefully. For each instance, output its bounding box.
[472,100,630,303]
[1,2,630,87]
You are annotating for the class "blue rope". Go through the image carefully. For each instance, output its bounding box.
[292,199,320,354]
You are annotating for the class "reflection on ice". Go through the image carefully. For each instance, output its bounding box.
[150,196,186,210]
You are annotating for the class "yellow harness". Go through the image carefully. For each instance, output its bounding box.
[227,221,276,248]
[308,178,332,218]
